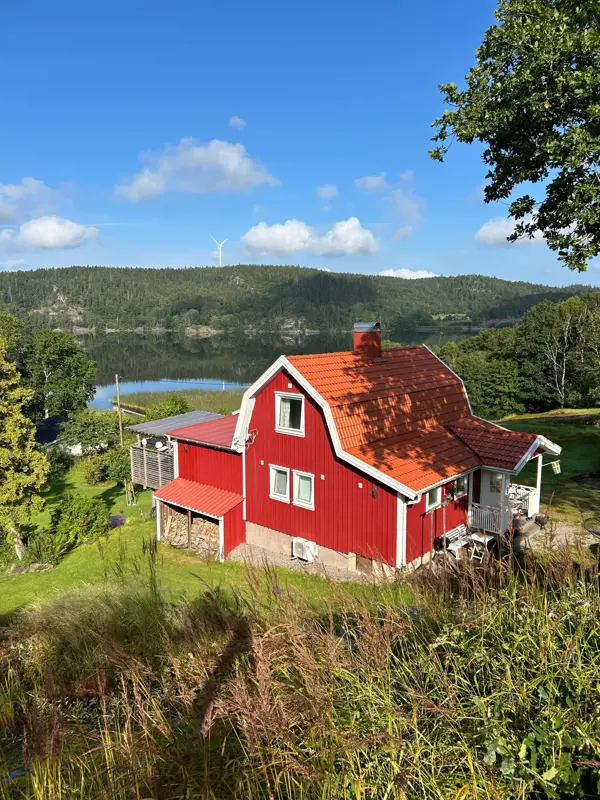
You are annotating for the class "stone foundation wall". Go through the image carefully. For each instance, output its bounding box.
[163,508,219,558]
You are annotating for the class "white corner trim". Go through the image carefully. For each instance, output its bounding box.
[396,492,406,568]
[233,356,418,500]
[218,518,224,563]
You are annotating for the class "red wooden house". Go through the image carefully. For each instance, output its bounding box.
[153,323,561,571]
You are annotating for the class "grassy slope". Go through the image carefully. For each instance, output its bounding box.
[0,465,388,621]
[504,413,600,523]
[118,388,244,415]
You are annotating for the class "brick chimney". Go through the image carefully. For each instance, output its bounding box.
[353,321,382,359]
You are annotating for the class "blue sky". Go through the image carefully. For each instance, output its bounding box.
[1,0,597,286]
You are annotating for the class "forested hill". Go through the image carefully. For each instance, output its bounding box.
[0,265,596,334]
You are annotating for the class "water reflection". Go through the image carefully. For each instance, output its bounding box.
[84,328,472,408]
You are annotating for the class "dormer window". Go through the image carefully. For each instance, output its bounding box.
[275,392,305,436]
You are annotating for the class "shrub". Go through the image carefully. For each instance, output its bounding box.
[104,446,131,485]
[80,453,109,485]
[145,395,190,421]
[48,493,110,560]
[45,445,74,481]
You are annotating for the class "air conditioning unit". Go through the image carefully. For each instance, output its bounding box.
[291,537,318,563]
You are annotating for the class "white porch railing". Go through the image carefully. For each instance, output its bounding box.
[507,483,540,517]
[469,503,502,534]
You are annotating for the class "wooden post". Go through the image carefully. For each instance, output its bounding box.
[143,446,148,488]
[115,374,124,447]
[157,453,162,487]
[187,509,192,550]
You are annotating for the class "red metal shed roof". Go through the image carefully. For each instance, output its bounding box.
[154,478,242,517]
[168,413,238,449]
[287,345,547,491]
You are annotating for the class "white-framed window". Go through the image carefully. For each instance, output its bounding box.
[293,470,314,510]
[455,475,468,498]
[275,392,305,436]
[426,486,442,511]
[489,472,503,493]
[269,465,290,502]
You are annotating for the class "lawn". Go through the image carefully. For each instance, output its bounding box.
[117,388,244,415]
[504,413,600,524]
[0,465,398,622]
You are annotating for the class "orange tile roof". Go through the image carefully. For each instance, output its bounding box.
[288,345,541,491]
[154,478,242,517]
[449,418,537,471]
[168,414,238,449]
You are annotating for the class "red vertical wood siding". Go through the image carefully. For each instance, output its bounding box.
[406,482,469,564]
[245,370,398,565]
[223,502,245,556]
[177,442,242,494]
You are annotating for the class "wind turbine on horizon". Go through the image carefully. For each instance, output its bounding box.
[211,235,227,267]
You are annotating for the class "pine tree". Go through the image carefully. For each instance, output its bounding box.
[0,343,49,559]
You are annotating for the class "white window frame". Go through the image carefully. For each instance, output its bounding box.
[489,472,503,493]
[426,486,442,511]
[269,464,290,503]
[292,470,315,511]
[454,474,468,499]
[275,392,305,437]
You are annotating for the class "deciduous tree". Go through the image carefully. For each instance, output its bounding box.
[431,0,600,271]
[26,329,96,419]
[0,344,49,559]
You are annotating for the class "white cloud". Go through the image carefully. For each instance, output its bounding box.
[317,183,338,200]
[229,115,247,130]
[0,177,57,222]
[399,170,414,182]
[315,217,377,255]
[2,216,98,249]
[0,258,27,269]
[378,268,439,279]
[117,138,278,201]
[475,215,544,246]
[355,172,388,192]
[242,216,377,257]
[242,219,313,256]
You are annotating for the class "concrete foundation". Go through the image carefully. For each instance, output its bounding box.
[245,521,356,571]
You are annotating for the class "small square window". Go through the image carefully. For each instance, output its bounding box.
[489,472,503,493]
[276,393,304,436]
[426,486,441,511]
[455,475,468,498]
[293,471,314,510]
[270,466,289,502]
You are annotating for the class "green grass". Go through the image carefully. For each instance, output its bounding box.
[117,388,244,415]
[503,407,600,421]
[0,465,396,622]
[504,415,600,523]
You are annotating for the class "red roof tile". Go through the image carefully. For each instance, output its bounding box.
[168,413,238,449]
[448,418,537,471]
[154,478,242,517]
[288,345,547,491]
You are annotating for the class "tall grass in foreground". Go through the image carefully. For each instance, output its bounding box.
[1,547,600,798]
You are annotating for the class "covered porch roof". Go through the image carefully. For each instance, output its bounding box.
[154,477,242,518]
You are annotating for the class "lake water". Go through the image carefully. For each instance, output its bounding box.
[84,328,474,409]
